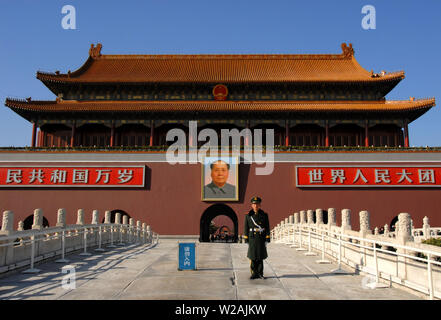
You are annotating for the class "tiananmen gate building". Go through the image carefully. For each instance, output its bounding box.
[2,43,439,240]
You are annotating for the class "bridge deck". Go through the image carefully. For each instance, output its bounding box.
[0,240,421,300]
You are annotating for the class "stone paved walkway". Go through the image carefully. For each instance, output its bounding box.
[0,239,422,300]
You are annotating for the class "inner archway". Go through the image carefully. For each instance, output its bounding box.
[200,204,238,243]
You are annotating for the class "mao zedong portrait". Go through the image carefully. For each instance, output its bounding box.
[203,160,237,200]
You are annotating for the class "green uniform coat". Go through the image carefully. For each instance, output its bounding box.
[243,209,270,260]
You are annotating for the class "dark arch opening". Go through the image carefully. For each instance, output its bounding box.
[23,215,49,230]
[200,204,238,243]
[390,216,399,232]
[101,209,131,223]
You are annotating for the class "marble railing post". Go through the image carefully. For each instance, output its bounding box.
[115,212,121,224]
[76,209,85,225]
[32,208,44,230]
[129,218,134,242]
[397,213,413,244]
[381,224,390,250]
[136,221,141,243]
[423,216,430,240]
[294,212,299,224]
[316,209,324,226]
[359,211,371,236]
[307,210,314,225]
[288,215,294,224]
[142,223,146,243]
[396,212,414,279]
[300,210,307,224]
[328,208,337,229]
[0,211,15,265]
[341,209,352,232]
[104,211,111,224]
[0,210,14,235]
[17,221,24,245]
[92,210,99,225]
[56,209,66,228]
[147,225,152,243]
[359,210,371,265]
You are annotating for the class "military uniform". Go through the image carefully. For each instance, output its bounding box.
[243,197,270,279]
[203,181,236,199]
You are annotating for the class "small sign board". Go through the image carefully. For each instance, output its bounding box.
[178,242,196,271]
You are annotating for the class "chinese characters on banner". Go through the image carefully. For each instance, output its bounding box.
[178,243,196,270]
[0,166,145,187]
[296,166,441,187]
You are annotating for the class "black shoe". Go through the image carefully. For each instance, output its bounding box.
[258,274,265,279]
[250,274,258,280]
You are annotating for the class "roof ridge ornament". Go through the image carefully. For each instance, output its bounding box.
[89,43,103,59]
[341,42,354,58]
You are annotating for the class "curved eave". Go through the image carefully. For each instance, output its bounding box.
[34,51,405,85]
[5,98,435,114]
[35,73,405,85]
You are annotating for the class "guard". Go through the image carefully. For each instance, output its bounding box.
[243,196,270,279]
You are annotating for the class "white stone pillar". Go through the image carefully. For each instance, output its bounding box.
[122,215,129,225]
[307,210,314,224]
[300,210,307,224]
[294,212,299,224]
[284,217,289,224]
[115,212,121,224]
[92,210,99,224]
[423,216,430,240]
[396,213,413,279]
[56,208,66,227]
[288,215,294,224]
[359,211,371,235]
[147,225,152,242]
[17,221,24,231]
[32,208,44,230]
[328,208,337,227]
[341,209,351,231]
[397,213,413,244]
[0,210,14,235]
[316,209,323,225]
[76,209,85,225]
[104,211,111,224]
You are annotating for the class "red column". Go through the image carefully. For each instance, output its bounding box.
[31,123,37,147]
[70,122,76,147]
[364,120,369,147]
[245,121,250,147]
[404,120,409,147]
[149,120,154,147]
[36,130,41,147]
[285,121,289,147]
[110,123,115,147]
[325,121,329,147]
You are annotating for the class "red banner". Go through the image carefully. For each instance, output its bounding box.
[0,166,145,187]
[296,166,441,187]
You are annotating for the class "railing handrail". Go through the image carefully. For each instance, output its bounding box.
[273,222,441,259]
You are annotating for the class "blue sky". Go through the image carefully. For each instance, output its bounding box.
[0,0,440,147]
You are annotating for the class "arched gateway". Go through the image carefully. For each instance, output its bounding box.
[200,204,238,243]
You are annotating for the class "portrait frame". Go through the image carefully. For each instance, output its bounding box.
[201,156,239,201]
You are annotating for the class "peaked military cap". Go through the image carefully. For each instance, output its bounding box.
[251,196,262,204]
